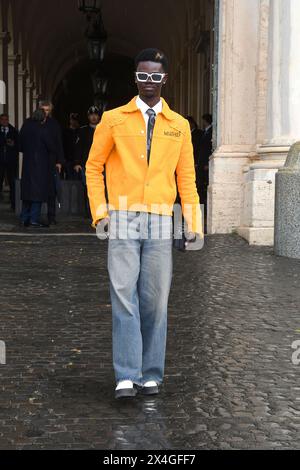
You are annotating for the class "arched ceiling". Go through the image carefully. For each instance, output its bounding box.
[6,0,212,96]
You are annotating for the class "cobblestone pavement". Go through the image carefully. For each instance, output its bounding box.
[0,200,94,234]
[1,210,300,449]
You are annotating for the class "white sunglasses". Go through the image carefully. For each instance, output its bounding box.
[135,72,166,83]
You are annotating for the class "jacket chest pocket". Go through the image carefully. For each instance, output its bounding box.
[154,129,183,147]
[154,120,185,143]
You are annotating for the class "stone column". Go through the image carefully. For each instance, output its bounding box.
[238,0,300,246]
[237,0,275,246]
[17,68,27,182]
[260,0,300,156]
[32,89,40,111]
[208,0,261,234]
[7,53,20,126]
[25,79,34,118]
[18,68,27,130]
[0,32,10,114]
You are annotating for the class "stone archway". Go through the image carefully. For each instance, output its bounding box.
[2,0,216,125]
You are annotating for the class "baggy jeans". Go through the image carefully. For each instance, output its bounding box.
[107,210,173,386]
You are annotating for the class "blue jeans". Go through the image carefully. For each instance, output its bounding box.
[107,211,173,386]
[20,201,42,224]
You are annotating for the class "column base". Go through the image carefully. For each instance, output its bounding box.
[237,226,274,246]
[238,158,285,246]
[207,146,255,235]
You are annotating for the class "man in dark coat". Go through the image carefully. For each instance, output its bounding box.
[73,106,101,216]
[19,109,56,228]
[39,101,65,225]
[186,116,202,196]
[198,113,213,210]
[63,113,80,180]
[0,113,19,210]
[73,106,101,171]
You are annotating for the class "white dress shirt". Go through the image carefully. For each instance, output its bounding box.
[136,96,162,128]
[1,126,9,135]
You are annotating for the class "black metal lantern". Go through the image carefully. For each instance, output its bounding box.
[85,11,107,62]
[78,0,108,102]
[87,37,107,62]
[78,0,101,14]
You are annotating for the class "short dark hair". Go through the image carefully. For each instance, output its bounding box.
[202,113,212,125]
[0,113,9,119]
[39,100,53,109]
[135,48,168,72]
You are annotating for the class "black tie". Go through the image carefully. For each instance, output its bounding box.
[146,108,156,163]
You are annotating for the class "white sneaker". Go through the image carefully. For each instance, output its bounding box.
[115,380,137,399]
[140,380,159,395]
[143,381,157,388]
[116,380,134,390]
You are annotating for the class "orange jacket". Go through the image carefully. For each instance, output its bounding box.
[86,96,203,236]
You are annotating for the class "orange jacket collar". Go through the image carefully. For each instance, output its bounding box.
[122,96,175,121]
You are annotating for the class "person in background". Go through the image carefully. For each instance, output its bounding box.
[186,116,202,196]
[63,113,80,180]
[73,106,101,174]
[198,113,213,216]
[0,113,19,210]
[39,100,65,225]
[73,106,101,217]
[19,109,56,228]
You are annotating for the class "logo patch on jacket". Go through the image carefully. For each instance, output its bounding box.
[164,130,181,138]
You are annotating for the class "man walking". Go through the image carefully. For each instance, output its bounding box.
[39,101,65,225]
[0,113,19,210]
[20,109,56,228]
[198,113,213,215]
[86,48,203,399]
[186,116,203,196]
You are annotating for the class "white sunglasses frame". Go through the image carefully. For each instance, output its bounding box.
[135,72,167,84]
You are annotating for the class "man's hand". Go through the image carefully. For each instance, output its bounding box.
[96,217,110,240]
[185,231,204,251]
[185,232,197,243]
[98,217,110,231]
[74,165,83,173]
[56,163,62,173]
